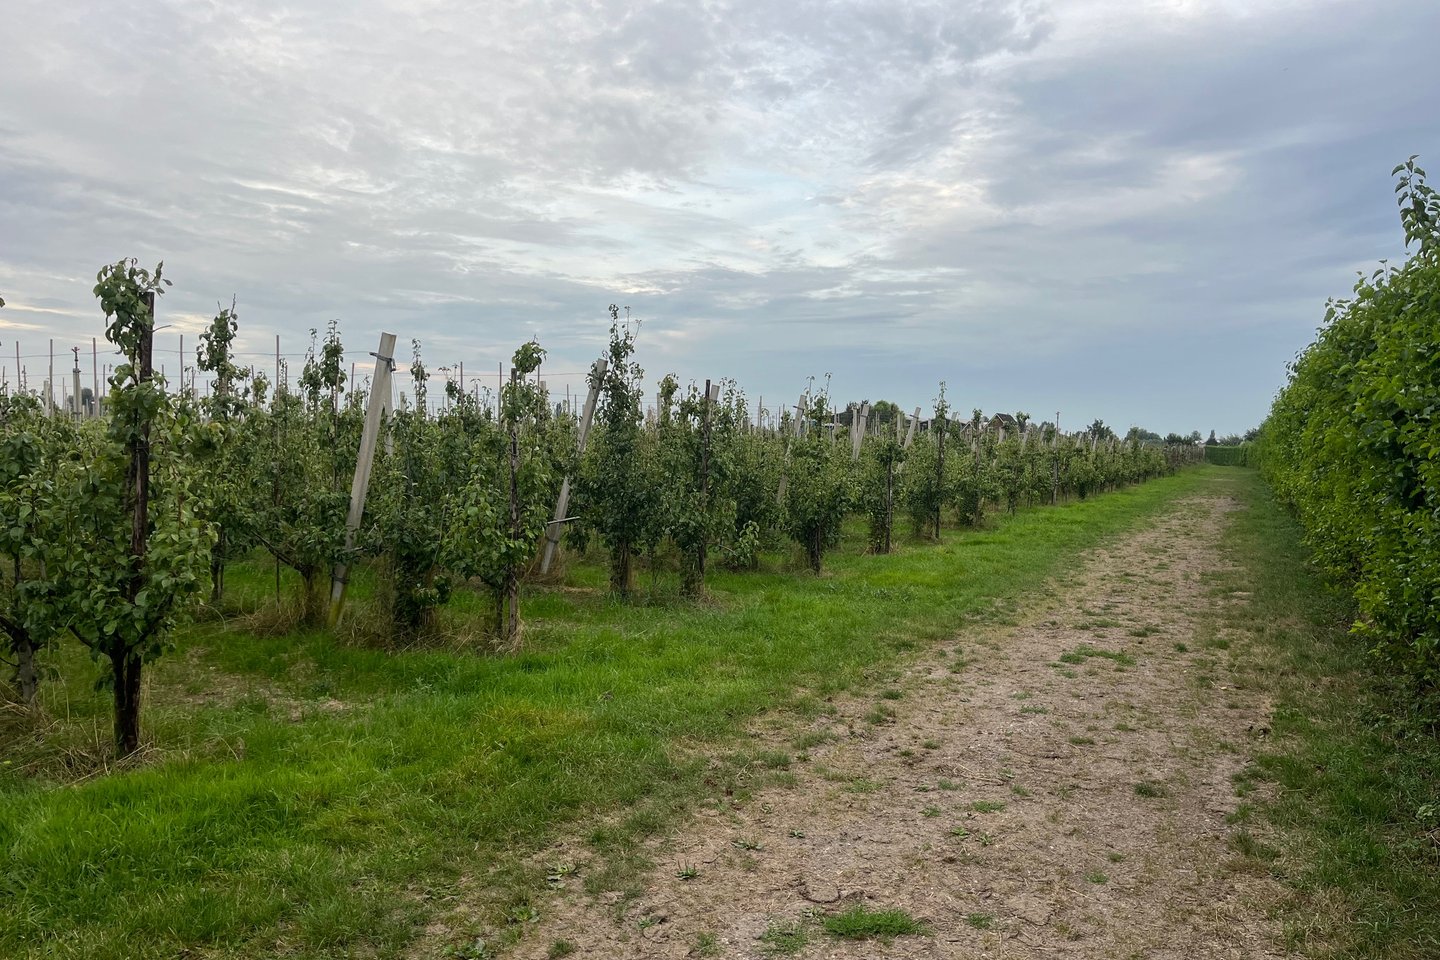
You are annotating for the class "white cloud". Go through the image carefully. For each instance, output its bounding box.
[0,0,1436,432]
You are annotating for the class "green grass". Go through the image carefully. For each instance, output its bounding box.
[759,921,809,954]
[822,906,928,940]
[1056,644,1136,667]
[0,469,1212,959]
[1209,470,1440,959]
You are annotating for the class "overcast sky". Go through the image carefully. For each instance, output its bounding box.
[3,0,1436,434]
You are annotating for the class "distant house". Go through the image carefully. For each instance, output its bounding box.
[988,413,1019,435]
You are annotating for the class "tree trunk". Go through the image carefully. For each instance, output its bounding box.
[680,547,702,596]
[504,575,520,644]
[611,542,632,596]
[111,646,142,756]
[116,292,153,758]
[808,527,822,574]
[882,461,894,554]
[301,567,327,627]
[210,527,226,604]
[13,633,38,707]
[505,389,522,642]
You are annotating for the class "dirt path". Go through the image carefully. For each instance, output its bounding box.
[514,491,1287,959]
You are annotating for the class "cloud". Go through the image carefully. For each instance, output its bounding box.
[1,0,1437,431]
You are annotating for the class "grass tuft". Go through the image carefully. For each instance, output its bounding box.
[822,906,929,940]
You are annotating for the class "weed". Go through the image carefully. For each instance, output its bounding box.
[760,921,809,954]
[1230,830,1279,863]
[865,704,897,725]
[822,906,929,940]
[1058,645,1136,667]
[793,729,837,751]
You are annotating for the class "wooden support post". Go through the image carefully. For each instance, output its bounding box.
[777,392,805,504]
[328,332,397,627]
[539,357,607,574]
[91,338,99,417]
[904,406,919,449]
[851,402,869,461]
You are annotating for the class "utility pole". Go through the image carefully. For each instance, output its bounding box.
[71,347,81,419]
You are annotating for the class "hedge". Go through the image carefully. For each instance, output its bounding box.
[1260,158,1440,686]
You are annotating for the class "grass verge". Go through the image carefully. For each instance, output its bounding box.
[1212,469,1440,959]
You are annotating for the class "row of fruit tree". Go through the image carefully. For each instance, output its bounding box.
[0,269,1201,754]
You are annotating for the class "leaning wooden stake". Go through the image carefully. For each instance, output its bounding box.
[850,402,869,461]
[776,392,806,504]
[539,356,607,574]
[328,332,397,627]
[903,406,919,449]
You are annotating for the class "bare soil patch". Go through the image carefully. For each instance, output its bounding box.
[497,494,1290,958]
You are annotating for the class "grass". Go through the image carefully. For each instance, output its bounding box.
[822,906,928,940]
[0,469,1212,959]
[1209,469,1440,959]
[759,921,808,955]
[1057,644,1137,667]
